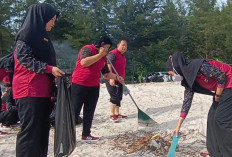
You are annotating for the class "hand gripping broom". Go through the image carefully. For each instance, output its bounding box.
[106,57,157,127]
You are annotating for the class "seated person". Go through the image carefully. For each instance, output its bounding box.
[0,84,19,128]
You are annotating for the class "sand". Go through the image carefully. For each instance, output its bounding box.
[0,82,212,157]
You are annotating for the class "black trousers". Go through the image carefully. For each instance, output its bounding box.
[71,83,99,136]
[105,80,123,107]
[0,110,19,126]
[16,97,52,157]
[207,88,232,157]
[0,90,2,114]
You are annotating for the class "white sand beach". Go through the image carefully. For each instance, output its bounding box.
[0,82,212,157]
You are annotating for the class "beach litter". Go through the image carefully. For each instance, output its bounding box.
[112,129,207,157]
[112,131,171,156]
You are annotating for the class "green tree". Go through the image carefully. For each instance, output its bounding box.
[0,0,40,57]
[0,0,13,56]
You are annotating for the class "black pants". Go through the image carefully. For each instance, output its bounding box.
[71,83,99,136]
[16,97,52,157]
[0,110,19,126]
[207,88,232,157]
[105,80,123,107]
[0,90,2,114]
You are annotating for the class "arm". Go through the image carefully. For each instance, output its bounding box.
[199,62,226,101]
[80,47,106,67]
[101,63,117,80]
[104,72,124,84]
[107,53,116,73]
[6,101,17,112]
[15,41,64,77]
[173,89,194,137]
[106,53,116,86]
[15,40,52,74]
[6,89,17,112]
[102,62,125,84]
[103,72,117,80]
[102,53,124,84]
[180,89,195,118]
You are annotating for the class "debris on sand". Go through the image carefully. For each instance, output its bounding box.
[112,131,171,156]
[112,129,207,157]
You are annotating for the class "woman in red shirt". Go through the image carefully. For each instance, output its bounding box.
[71,36,124,141]
[13,3,64,157]
[166,52,232,157]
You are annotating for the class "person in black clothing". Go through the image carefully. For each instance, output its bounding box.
[166,52,232,157]
[0,86,19,127]
[0,53,14,114]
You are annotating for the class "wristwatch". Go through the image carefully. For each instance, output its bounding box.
[215,94,221,97]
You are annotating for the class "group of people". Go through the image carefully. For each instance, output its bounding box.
[1,2,232,157]
[5,3,127,157]
[71,37,128,141]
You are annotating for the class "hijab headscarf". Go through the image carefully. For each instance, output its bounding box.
[0,53,14,84]
[166,52,205,89]
[0,53,14,71]
[16,3,59,66]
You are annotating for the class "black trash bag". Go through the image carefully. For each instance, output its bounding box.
[76,116,83,125]
[54,76,76,157]
[50,103,56,127]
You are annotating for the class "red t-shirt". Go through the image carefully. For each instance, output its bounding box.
[72,44,107,87]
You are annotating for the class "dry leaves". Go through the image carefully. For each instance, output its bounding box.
[112,131,171,156]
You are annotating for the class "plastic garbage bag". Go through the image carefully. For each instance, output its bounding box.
[54,76,76,157]
[49,103,56,126]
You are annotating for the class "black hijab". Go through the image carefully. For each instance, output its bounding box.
[16,3,59,66]
[0,53,14,71]
[0,53,14,84]
[166,52,205,89]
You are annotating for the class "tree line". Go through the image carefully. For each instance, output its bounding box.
[1,0,232,82]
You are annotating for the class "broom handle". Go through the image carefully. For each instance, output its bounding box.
[106,57,120,78]
[106,57,139,109]
[128,93,139,109]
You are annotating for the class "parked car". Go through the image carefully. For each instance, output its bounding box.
[143,72,171,83]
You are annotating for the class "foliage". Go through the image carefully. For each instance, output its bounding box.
[1,0,232,82]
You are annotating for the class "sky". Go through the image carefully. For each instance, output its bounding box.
[216,0,227,7]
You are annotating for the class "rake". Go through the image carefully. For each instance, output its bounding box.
[106,57,157,127]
